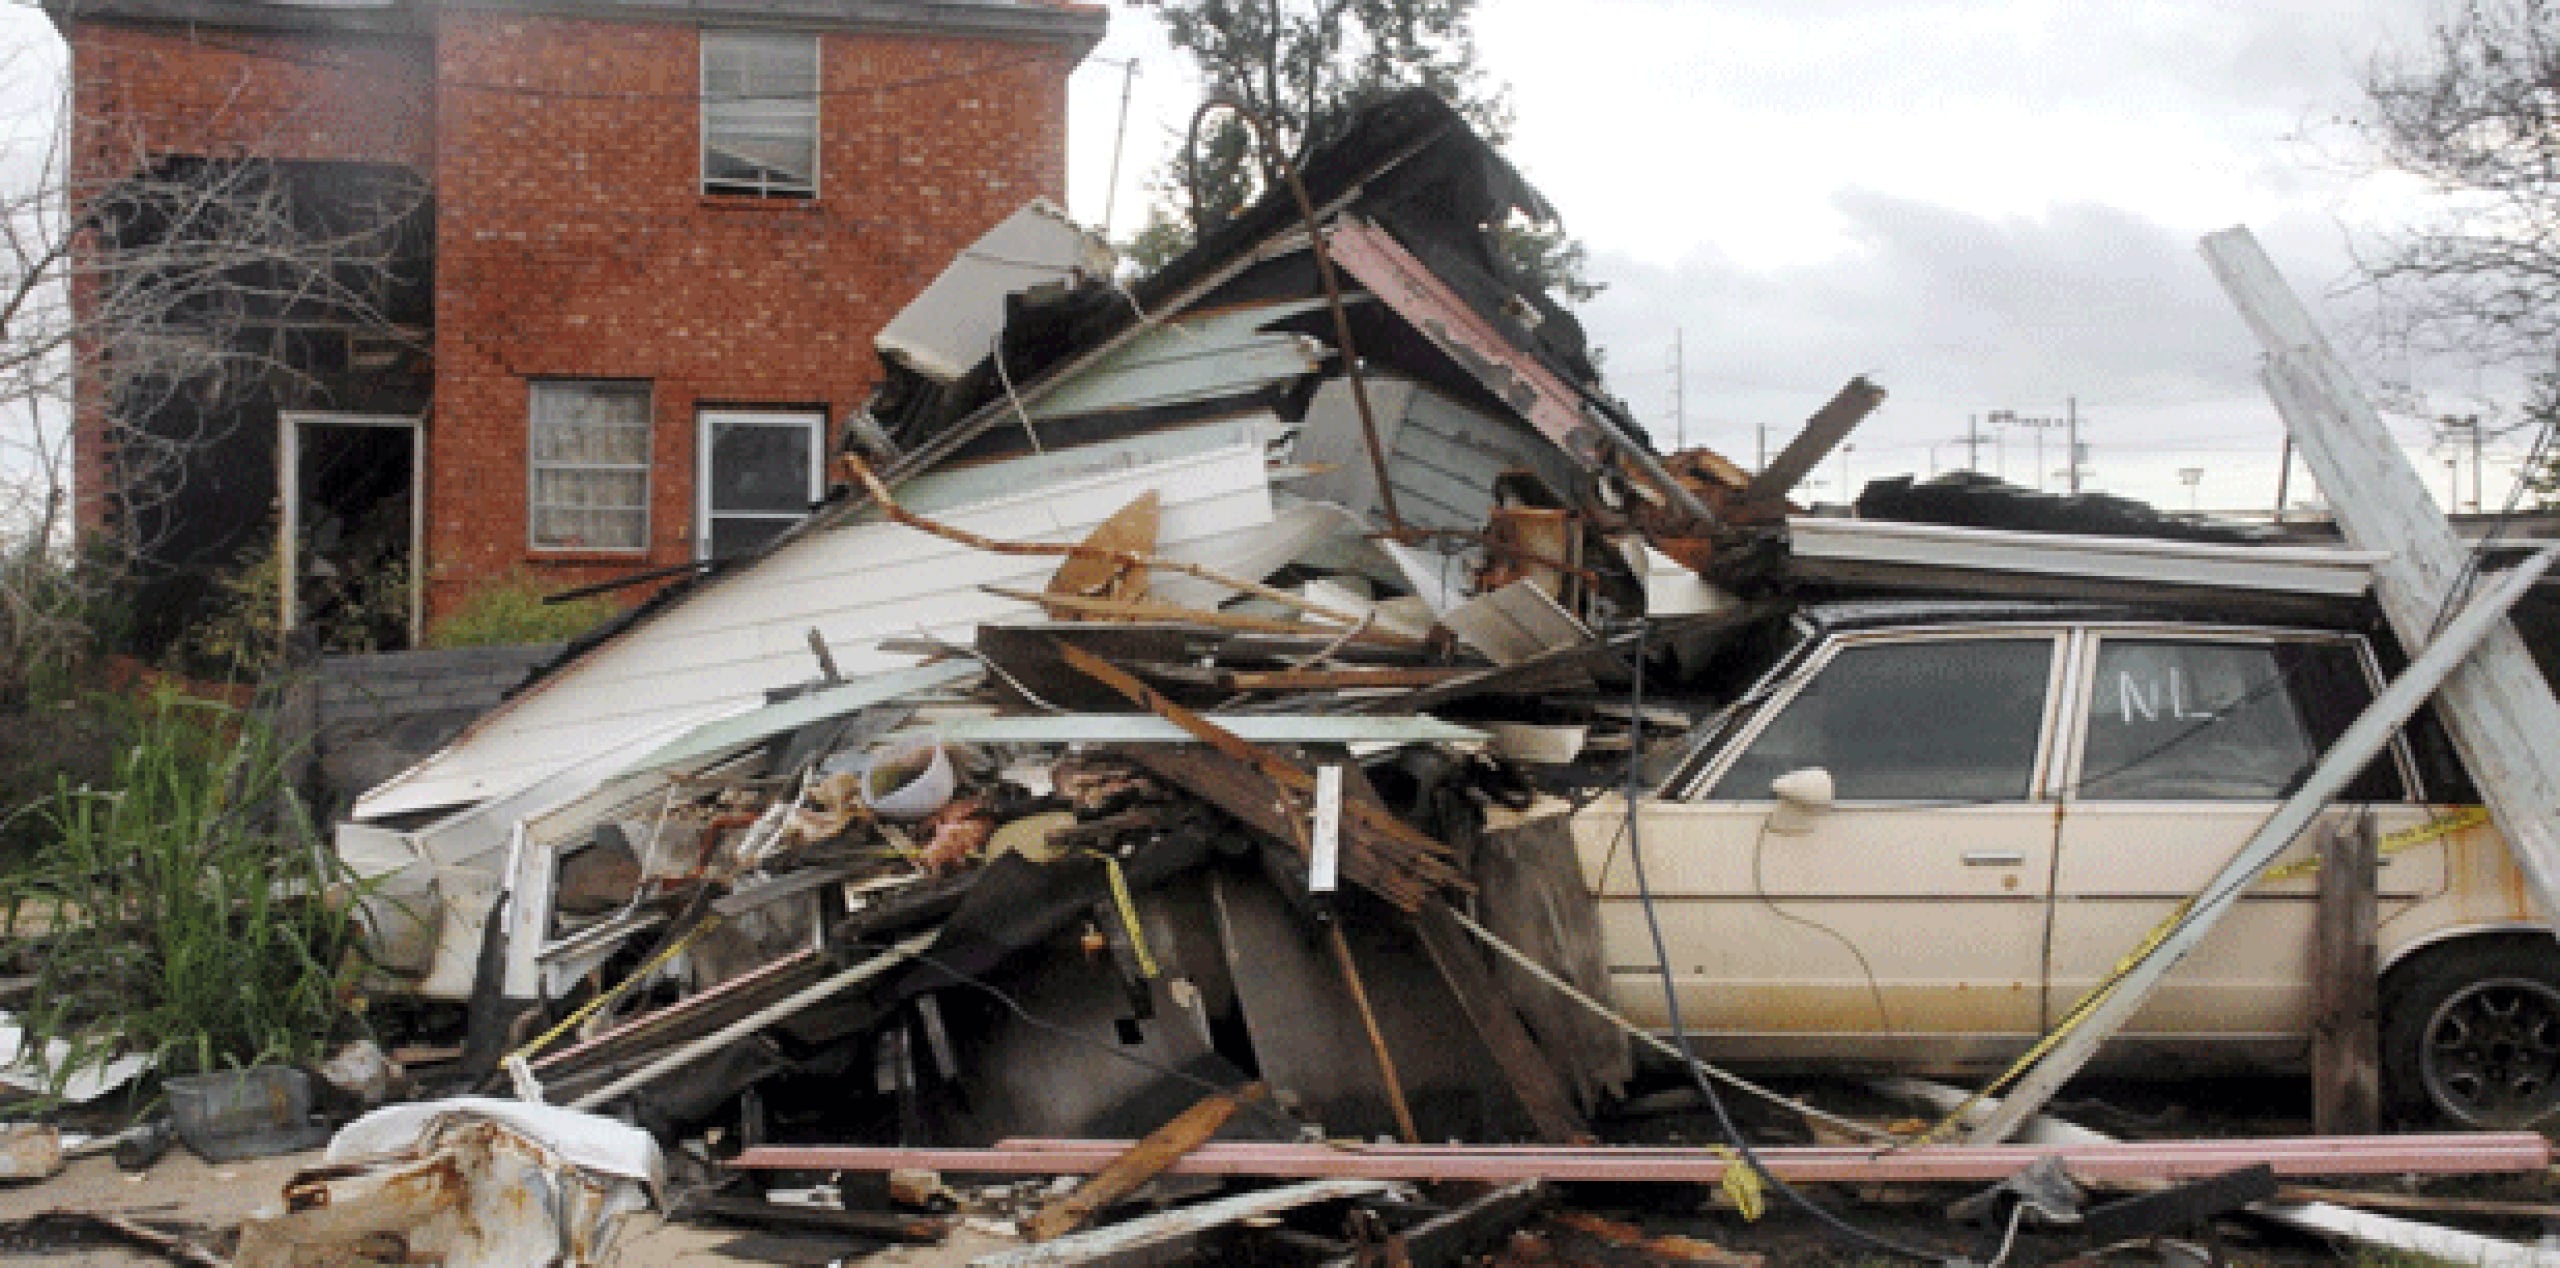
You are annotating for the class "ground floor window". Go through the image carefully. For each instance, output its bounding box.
[529,380,653,552]
[698,408,825,560]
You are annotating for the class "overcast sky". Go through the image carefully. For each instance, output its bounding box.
[0,0,2519,515]
[1067,0,2516,516]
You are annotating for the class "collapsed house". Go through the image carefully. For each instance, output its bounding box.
[321,92,2560,1237]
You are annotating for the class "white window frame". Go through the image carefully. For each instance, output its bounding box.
[696,407,826,561]
[528,379,654,554]
[700,30,821,199]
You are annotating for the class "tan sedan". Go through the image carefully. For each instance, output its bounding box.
[1574,604,2554,1127]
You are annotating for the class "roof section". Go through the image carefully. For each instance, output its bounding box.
[44,0,1106,47]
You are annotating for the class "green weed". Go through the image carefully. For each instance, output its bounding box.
[0,689,368,1090]
[427,568,618,649]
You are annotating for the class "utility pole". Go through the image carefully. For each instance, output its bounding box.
[1964,414,1982,472]
[2066,395,2081,495]
[1670,329,1686,451]
[1100,58,1139,238]
[1757,422,1767,473]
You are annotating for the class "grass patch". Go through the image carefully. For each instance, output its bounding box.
[1,689,368,1087]
[428,568,619,649]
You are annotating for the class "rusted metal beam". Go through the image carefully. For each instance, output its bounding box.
[730,1133,2552,1184]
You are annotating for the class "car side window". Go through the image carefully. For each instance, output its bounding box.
[1706,638,2054,802]
[2075,638,2406,802]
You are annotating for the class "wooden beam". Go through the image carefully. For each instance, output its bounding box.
[1410,902,1592,1144]
[1743,376,1886,506]
[2313,816,2380,1135]
[2203,227,2560,928]
[1019,1084,1267,1242]
[1056,641,1469,905]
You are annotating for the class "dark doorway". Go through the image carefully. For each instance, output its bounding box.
[283,414,421,652]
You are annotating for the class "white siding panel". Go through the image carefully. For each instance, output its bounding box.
[357,442,1284,820]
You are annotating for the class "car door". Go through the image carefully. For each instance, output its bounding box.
[2046,629,2445,1048]
[1575,628,2067,1070]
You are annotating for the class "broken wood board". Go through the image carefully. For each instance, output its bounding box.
[1044,490,1158,613]
[2313,817,2380,1135]
[973,1179,1397,1268]
[2205,226,2560,929]
[1021,1084,1268,1241]
[1742,376,1885,509]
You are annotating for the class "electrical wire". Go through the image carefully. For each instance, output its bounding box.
[1612,618,1957,1264]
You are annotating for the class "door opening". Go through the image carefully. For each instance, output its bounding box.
[279,412,423,651]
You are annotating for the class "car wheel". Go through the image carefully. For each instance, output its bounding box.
[2382,939,2560,1129]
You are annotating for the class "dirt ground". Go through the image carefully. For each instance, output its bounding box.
[0,1079,2548,1266]
[0,1145,1031,1266]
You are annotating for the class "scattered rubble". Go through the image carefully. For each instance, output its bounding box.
[6,90,2560,1266]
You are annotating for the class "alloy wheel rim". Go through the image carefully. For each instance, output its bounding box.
[2420,975,2560,1127]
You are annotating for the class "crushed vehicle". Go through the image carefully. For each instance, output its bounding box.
[1571,597,2560,1128]
[318,86,2560,1196]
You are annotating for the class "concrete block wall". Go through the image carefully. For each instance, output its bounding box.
[311,642,562,818]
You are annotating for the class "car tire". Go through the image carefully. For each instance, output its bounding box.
[2381,938,2560,1129]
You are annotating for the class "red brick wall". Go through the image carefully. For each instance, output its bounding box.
[65,23,435,531]
[427,14,1075,620]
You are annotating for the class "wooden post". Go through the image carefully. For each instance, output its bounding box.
[2313,817,2381,1135]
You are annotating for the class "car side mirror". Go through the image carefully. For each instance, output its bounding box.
[1766,767,1835,835]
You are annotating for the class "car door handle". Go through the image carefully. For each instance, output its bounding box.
[1962,851,2026,867]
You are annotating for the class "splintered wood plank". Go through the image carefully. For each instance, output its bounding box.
[1045,489,1160,616]
[1020,1084,1267,1242]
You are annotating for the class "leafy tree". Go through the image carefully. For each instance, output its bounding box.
[1128,0,1599,302]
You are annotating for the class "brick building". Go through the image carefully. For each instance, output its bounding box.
[49,0,1103,645]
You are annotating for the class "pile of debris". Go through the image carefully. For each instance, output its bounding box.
[16,90,2560,1266]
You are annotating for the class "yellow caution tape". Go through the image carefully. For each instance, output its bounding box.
[1095,853,1161,980]
[1714,1145,1764,1221]
[510,914,724,1067]
[2261,807,2491,882]
[1927,805,2494,1140]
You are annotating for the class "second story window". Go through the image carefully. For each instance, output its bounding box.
[702,31,819,198]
